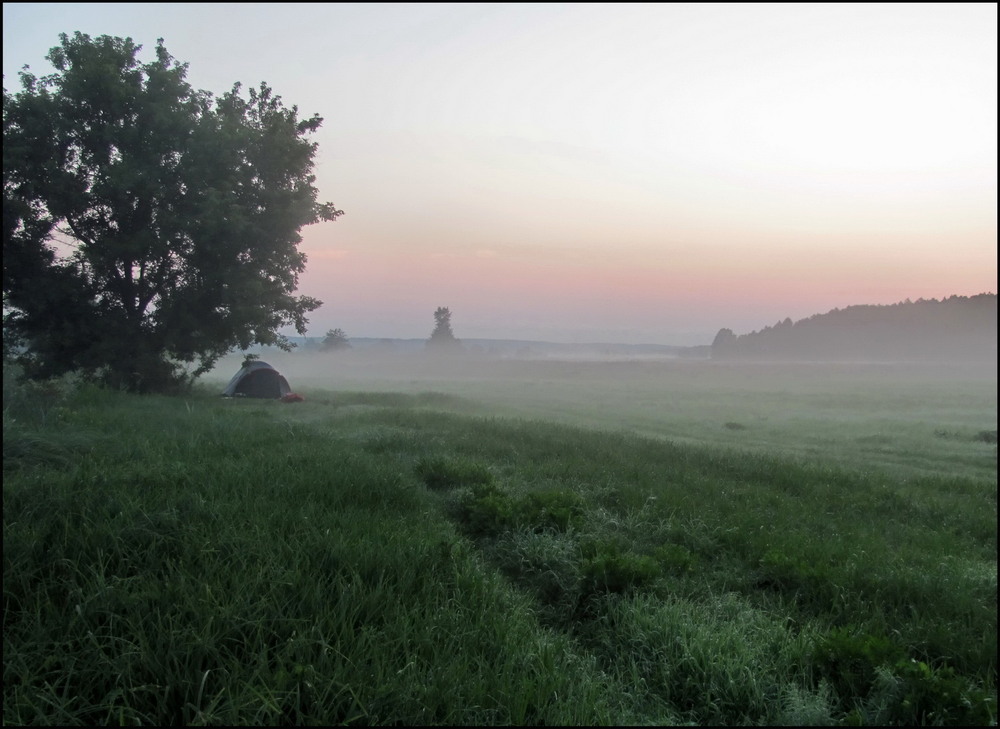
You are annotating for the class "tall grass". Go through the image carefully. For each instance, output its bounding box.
[4,369,996,725]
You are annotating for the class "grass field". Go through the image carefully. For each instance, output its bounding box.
[232,351,997,480]
[4,355,996,725]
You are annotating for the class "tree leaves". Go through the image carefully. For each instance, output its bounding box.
[3,32,343,391]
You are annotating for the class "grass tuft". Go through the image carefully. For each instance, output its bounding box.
[415,455,494,490]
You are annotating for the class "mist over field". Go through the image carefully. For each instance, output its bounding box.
[10,309,997,725]
[206,341,997,483]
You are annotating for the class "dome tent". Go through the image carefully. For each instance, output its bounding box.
[222,361,292,399]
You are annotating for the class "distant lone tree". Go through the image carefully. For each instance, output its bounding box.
[710,328,737,359]
[3,32,343,392]
[320,328,351,352]
[427,306,460,348]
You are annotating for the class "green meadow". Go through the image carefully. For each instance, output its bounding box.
[3,356,996,725]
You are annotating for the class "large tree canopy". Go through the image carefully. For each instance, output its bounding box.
[3,32,342,391]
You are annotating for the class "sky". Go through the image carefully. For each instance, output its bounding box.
[3,3,997,345]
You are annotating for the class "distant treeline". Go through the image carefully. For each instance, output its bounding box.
[712,294,997,362]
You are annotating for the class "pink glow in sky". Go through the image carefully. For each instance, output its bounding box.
[4,3,996,344]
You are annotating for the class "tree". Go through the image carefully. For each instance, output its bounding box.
[320,328,351,352]
[3,32,342,392]
[427,306,460,348]
[710,327,737,359]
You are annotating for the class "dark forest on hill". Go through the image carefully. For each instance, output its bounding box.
[711,294,997,362]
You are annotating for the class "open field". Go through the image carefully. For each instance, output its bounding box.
[4,358,997,725]
[210,351,998,481]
